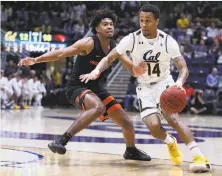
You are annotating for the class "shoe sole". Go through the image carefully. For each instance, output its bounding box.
[189,163,212,173]
[124,158,151,161]
[48,143,66,155]
[123,154,151,161]
[48,144,56,153]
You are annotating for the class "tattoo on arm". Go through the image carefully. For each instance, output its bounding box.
[173,56,189,84]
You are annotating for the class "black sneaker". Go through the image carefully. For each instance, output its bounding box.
[48,141,66,155]
[123,148,151,161]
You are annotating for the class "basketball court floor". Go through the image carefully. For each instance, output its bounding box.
[1,107,222,176]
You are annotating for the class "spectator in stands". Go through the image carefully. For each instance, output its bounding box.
[193,39,208,57]
[34,77,46,106]
[183,83,195,102]
[52,70,61,88]
[190,89,207,114]
[27,70,36,106]
[6,72,20,109]
[176,13,189,30]
[1,5,8,23]
[216,50,222,64]
[203,88,217,114]
[124,76,139,111]
[209,39,221,57]
[74,20,85,36]
[196,1,212,18]
[4,60,17,76]
[183,83,195,112]
[183,2,194,21]
[206,67,219,91]
[218,76,222,89]
[207,22,220,40]
[0,70,9,109]
[192,22,205,44]
[41,19,52,33]
[183,39,194,57]
[186,22,194,40]
[21,76,30,107]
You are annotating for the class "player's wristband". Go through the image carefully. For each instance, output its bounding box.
[94,69,100,75]
[34,58,38,63]
[176,80,183,87]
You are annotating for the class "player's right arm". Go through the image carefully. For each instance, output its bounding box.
[80,35,145,83]
[18,37,93,66]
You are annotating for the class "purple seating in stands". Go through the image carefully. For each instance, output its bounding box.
[173,55,216,90]
[217,65,222,72]
[189,67,209,74]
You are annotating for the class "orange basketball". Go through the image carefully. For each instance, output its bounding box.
[160,86,186,114]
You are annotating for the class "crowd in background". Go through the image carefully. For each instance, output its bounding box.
[0,69,46,109]
[1,1,222,113]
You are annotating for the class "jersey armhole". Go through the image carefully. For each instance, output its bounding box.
[130,33,135,53]
[165,35,169,53]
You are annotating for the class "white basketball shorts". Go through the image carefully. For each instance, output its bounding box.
[136,75,175,121]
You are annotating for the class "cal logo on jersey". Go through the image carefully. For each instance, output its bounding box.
[143,50,161,63]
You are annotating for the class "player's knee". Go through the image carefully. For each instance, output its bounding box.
[95,103,106,116]
[149,122,162,133]
[166,115,179,127]
[145,118,161,134]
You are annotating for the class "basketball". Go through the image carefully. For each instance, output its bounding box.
[160,86,186,114]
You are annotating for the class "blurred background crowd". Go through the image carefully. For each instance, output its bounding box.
[1,1,222,114]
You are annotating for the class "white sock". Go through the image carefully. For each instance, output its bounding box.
[164,133,175,144]
[187,141,204,157]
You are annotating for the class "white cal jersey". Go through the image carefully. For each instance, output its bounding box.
[116,29,182,84]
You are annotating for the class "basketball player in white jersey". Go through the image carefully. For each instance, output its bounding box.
[80,4,211,173]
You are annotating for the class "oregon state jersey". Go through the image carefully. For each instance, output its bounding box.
[116,29,182,84]
[67,35,116,91]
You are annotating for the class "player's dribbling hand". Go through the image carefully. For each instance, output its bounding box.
[18,57,36,66]
[79,69,100,83]
[133,62,147,76]
[174,80,185,92]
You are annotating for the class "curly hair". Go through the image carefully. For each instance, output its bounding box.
[139,4,160,19]
[90,9,117,34]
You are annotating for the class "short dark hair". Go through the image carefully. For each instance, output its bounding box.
[139,4,160,19]
[90,9,117,34]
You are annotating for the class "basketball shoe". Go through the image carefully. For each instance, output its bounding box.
[123,147,151,161]
[48,141,66,154]
[49,141,151,161]
[189,155,211,173]
[167,135,183,165]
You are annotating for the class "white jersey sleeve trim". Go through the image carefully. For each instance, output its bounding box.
[167,35,182,59]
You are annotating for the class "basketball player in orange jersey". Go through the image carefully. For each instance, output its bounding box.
[18,10,151,161]
[80,5,211,172]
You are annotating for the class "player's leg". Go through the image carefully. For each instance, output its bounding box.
[96,89,151,161]
[160,76,211,172]
[137,83,183,165]
[48,88,106,154]
[162,111,211,172]
[28,92,33,106]
[66,92,105,136]
[190,107,199,114]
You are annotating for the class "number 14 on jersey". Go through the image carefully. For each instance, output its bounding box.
[146,63,161,77]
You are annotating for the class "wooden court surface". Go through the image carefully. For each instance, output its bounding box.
[2,146,222,176]
[1,108,222,176]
